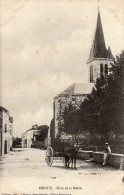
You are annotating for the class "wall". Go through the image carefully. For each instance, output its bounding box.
[21,133,27,148]
[77,150,93,160]
[93,152,124,169]
[2,110,10,154]
[77,150,124,170]
[88,58,113,83]
[54,94,86,137]
[27,130,33,148]
[0,108,13,155]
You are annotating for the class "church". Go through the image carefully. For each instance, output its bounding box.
[50,8,114,141]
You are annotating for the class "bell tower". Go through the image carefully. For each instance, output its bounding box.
[87,8,114,83]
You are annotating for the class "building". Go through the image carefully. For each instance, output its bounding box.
[53,83,94,138]
[50,8,114,140]
[87,9,114,83]
[21,125,49,148]
[21,132,27,148]
[0,106,13,156]
[26,128,38,148]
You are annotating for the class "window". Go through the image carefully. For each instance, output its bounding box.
[4,124,7,132]
[105,64,108,78]
[100,64,104,79]
[90,65,93,82]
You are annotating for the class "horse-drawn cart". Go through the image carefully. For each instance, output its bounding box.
[45,141,80,168]
[45,146,65,166]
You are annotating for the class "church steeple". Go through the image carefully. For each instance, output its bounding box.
[88,10,108,63]
[87,7,114,83]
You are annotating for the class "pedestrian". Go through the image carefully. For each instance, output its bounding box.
[103,143,111,166]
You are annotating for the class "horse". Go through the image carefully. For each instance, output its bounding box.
[63,144,71,168]
[70,143,80,169]
[63,143,80,169]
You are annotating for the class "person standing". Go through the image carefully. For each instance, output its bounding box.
[103,143,111,166]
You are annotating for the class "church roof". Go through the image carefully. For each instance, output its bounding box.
[55,83,94,98]
[87,10,113,63]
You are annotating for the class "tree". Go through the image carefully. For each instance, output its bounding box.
[79,50,124,144]
[59,51,124,145]
[106,51,124,136]
[36,125,49,141]
[13,137,22,148]
[79,78,108,144]
[60,103,81,142]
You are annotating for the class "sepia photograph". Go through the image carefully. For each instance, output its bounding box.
[0,0,124,194]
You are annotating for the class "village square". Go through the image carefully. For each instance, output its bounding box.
[0,1,124,195]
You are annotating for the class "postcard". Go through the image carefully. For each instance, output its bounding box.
[0,0,124,195]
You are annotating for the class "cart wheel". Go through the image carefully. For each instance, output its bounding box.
[46,146,53,166]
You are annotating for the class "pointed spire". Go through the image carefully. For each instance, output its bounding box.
[88,8,108,63]
[107,46,114,59]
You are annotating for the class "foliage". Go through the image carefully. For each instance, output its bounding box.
[60,104,80,136]
[36,125,49,142]
[13,137,22,148]
[106,51,124,135]
[60,51,124,145]
[79,50,124,143]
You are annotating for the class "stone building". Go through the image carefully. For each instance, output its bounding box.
[50,8,114,141]
[53,83,94,138]
[21,125,49,148]
[87,10,114,83]
[0,106,13,156]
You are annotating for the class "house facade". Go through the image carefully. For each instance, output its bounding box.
[21,125,49,148]
[0,106,13,156]
[21,132,27,148]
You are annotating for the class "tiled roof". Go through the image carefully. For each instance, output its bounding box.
[56,83,94,97]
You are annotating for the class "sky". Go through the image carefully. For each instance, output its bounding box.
[0,0,124,137]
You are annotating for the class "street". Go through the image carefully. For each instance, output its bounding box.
[0,148,123,195]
